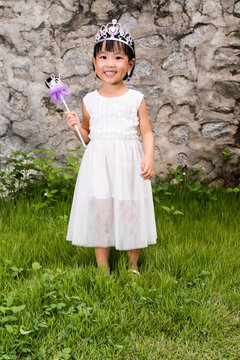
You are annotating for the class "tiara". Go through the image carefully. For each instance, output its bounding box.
[94,19,134,52]
[45,74,61,89]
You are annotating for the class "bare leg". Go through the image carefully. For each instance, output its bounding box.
[94,247,111,271]
[127,249,140,272]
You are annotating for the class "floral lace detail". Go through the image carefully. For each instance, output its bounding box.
[83,89,143,141]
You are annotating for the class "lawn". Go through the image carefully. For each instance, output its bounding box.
[0,188,239,359]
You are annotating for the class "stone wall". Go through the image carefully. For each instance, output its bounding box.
[0,0,240,185]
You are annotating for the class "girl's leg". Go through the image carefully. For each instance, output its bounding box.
[127,249,140,271]
[94,247,111,270]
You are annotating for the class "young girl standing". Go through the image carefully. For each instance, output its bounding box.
[65,19,157,275]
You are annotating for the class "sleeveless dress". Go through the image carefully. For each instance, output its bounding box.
[66,89,157,250]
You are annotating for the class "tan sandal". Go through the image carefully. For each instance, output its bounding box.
[132,269,141,276]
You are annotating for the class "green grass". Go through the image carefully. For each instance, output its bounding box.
[0,189,239,359]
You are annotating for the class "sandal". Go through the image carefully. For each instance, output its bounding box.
[132,269,141,276]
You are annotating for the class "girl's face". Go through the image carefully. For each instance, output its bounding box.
[92,42,135,85]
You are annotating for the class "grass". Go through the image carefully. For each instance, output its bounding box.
[0,189,239,359]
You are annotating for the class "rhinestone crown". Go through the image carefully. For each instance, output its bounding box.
[45,74,61,89]
[94,19,134,52]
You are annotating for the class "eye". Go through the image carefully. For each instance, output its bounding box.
[99,55,107,59]
[116,56,123,60]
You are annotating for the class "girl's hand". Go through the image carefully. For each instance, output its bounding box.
[141,156,155,180]
[65,111,80,131]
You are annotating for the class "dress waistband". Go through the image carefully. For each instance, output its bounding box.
[89,134,139,141]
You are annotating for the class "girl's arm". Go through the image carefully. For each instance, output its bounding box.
[65,102,90,144]
[138,97,155,180]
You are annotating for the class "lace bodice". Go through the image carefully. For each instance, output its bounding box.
[83,89,144,140]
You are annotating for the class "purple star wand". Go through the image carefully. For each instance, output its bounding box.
[45,74,86,148]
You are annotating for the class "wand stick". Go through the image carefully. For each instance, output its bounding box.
[59,94,86,148]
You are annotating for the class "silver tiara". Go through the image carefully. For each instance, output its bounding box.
[45,74,61,89]
[94,19,134,52]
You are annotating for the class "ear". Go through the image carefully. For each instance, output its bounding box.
[128,58,135,72]
[92,57,96,69]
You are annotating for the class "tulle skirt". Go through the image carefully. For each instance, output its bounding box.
[66,139,157,250]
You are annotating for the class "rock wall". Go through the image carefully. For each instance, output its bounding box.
[0,0,240,184]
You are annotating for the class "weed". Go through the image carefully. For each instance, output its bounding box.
[0,147,83,205]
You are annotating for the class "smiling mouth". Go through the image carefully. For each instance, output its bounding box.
[104,71,116,75]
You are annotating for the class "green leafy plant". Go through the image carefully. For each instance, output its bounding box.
[161,205,184,218]
[227,185,240,193]
[221,149,233,165]
[235,25,240,37]
[152,165,218,204]
[0,147,84,205]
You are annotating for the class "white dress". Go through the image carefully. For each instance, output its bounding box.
[66,89,157,250]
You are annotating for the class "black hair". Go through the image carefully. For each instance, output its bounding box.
[93,40,135,80]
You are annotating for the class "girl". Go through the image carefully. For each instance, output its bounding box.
[65,19,157,275]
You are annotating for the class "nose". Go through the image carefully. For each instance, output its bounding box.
[106,57,115,67]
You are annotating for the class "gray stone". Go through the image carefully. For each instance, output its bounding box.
[197,92,235,115]
[175,0,185,5]
[0,136,25,161]
[134,59,153,77]
[12,120,36,139]
[214,47,240,69]
[214,47,240,62]
[170,76,189,95]
[21,29,51,49]
[162,52,187,70]
[133,86,162,97]
[119,14,138,31]
[135,35,163,48]
[214,82,240,100]
[0,115,10,136]
[156,104,174,122]
[91,0,115,19]
[15,42,32,55]
[13,68,29,78]
[234,1,240,16]
[0,61,3,79]
[2,91,29,121]
[202,1,222,18]
[169,124,189,145]
[201,122,235,139]
[59,0,79,12]
[67,25,99,39]
[185,0,201,15]
[48,4,73,26]
[210,177,225,188]
[192,159,213,174]
[62,49,91,77]
[34,57,55,74]
[177,153,187,166]
[181,24,216,47]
